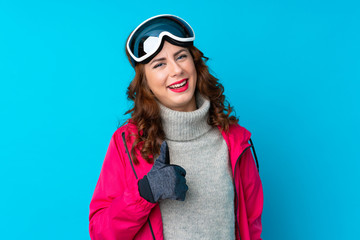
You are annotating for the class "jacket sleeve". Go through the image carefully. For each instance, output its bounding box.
[241,145,264,240]
[89,133,156,240]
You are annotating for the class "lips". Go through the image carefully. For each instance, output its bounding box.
[168,80,188,89]
[168,78,189,93]
[168,79,188,89]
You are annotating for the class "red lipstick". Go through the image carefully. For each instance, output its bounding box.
[168,79,189,93]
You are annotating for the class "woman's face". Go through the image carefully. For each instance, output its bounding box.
[144,41,197,112]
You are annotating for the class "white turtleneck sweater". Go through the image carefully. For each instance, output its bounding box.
[158,94,235,240]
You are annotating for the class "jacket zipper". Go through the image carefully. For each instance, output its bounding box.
[121,132,156,240]
[249,139,260,173]
[122,132,138,179]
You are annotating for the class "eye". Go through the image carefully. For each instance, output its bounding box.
[153,62,164,69]
[177,54,187,60]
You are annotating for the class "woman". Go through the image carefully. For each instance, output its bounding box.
[89,14,263,240]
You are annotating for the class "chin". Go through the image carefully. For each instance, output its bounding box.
[172,96,196,111]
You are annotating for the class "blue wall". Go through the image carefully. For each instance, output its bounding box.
[1,0,359,239]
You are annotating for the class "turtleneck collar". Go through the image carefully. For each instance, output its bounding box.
[159,93,212,141]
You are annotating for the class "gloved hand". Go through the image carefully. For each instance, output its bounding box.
[138,141,188,203]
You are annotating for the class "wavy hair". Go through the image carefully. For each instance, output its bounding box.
[125,44,238,165]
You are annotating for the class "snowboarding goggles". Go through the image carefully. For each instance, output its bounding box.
[126,14,195,67]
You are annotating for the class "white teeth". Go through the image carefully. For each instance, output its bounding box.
[169,80,187,89]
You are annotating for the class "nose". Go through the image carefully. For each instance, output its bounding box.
[169,60,183,77]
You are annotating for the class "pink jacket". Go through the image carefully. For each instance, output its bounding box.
[89,122,263,240]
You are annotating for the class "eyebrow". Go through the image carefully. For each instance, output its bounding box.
[149,49,187,65]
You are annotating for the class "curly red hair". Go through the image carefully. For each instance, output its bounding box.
[125,44,238,164]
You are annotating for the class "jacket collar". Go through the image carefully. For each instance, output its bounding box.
[218,124,251,175]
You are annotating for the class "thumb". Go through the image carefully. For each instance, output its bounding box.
[156,141,170,165]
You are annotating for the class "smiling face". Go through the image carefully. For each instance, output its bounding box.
[144,41,197,112]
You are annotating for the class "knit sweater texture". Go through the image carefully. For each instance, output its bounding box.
[158,94,235,240]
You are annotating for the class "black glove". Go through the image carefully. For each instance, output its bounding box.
[138,141,188,203]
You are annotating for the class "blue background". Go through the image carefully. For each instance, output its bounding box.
[1,0,359,239]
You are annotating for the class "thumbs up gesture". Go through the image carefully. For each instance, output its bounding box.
[138,141,188,203]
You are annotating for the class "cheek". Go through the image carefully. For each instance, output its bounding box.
[145,72,167,94]
[189,63,197,82]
